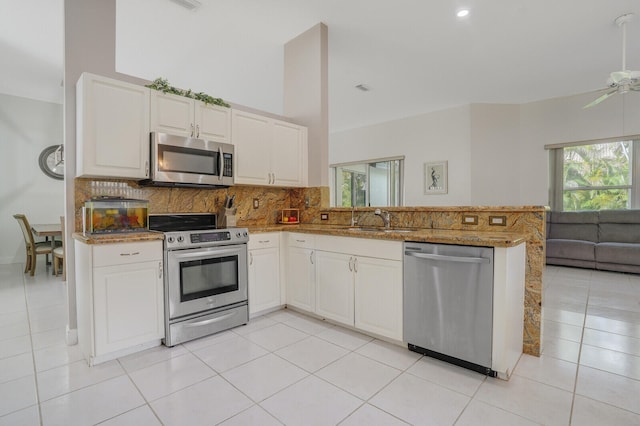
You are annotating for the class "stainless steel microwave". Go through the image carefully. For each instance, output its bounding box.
[144,132,234,187]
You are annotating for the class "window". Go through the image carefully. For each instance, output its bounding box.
[550,139,640,211]
[331,157,404,207]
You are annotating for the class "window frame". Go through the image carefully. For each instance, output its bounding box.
[548,137,640,211]
[330,156,405,207]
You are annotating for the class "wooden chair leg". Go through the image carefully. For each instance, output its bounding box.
[53,258,59,276]
[29,255,36,276]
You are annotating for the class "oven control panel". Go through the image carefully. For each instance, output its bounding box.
[165,228,249,250]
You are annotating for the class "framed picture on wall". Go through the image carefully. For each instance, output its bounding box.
[424,161,447,194]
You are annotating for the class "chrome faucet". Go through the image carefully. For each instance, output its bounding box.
[375,209,391,228]
[351,207,359,226]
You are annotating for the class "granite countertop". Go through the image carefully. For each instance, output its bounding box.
[246,224,526,248]
[72,224,526,248]
[72,230,164,244]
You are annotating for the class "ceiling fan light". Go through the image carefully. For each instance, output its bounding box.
[456,9,470,18]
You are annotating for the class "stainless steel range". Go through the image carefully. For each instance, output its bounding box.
[150,214,249,347]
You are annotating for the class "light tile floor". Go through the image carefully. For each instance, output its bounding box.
[1,262,639,425]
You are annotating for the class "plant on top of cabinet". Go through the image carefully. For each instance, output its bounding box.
[146,78,229,108]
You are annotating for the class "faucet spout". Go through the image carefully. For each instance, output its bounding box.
[374,209,391,228]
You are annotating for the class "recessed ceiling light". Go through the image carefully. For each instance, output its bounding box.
[456,9,470,18]
[355,84,370,92]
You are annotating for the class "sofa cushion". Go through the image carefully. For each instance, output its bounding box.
[598,209,640,224]
[598,210,640,243]
[595,242,640,265]
[548,211,599,242]
[546,239,596,261]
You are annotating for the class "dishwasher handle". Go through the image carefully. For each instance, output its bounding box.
[405,251,490,264]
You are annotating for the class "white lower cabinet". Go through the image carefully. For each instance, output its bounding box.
[285,233,316,312]
[287,233,403,341]
[248,233,282,316]
[75,240,164,365]
[354,256,403,340]
[315,251,354,326]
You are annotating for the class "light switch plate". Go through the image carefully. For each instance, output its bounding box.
[321,213,328,220]
[253,198,259,209]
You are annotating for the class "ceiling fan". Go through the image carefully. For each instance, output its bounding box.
[584,13,640,109]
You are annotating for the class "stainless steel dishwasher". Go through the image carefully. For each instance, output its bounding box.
[403,242,495,376]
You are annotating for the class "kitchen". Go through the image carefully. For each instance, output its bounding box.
[2,0,640,424]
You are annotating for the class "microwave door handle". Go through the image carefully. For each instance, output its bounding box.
[218,147,223,181]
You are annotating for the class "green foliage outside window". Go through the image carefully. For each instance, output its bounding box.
[563,142,631,211]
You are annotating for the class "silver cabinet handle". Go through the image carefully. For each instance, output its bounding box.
[405,251,490,264]
[272,172,276,184]
[258,240,270,244]
[348,256,353,272]
[190,123,195,137]
[120,252,140,256]
[310,250,314,265]
[196,124,200,138]
[250,252,253,266]
[354,257,358,273]
[296,239,306,243]
[158,261,163,279]
[145,160,149,177]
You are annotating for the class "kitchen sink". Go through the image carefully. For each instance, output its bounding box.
[347,227,415,233]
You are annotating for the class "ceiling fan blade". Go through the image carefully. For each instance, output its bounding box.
[583,89,617,109]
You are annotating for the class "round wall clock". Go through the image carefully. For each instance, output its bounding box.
[38,145,64,180]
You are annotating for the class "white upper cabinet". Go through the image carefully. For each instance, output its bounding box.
[150,91,231,143]
[232,109,308,187]
[76,73,150,179]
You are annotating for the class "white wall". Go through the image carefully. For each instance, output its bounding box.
[519,91,640,205]
[331,92,640,207]
[330,105,472,206]
[0,93,64,264]
[470,104,520,205]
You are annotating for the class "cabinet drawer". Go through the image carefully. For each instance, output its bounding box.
[248,233,280,250]
[286,232,315,249]
[93,241,162,267]
[315,235,403,261]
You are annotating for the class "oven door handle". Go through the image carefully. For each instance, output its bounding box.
[170,246,244,260]
[184,311,238,328]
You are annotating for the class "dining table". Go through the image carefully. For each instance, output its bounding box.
[31,223,62,266]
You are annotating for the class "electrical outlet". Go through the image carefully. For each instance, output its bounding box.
[462,215,478,225]
[305,196,310,208]
[321,213,328,220]
[253,198,259,209]
[489,215,507,226]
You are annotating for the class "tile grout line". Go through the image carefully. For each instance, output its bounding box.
[567,274,591,425]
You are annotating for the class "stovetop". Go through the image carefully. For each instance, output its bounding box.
[149,213,218,232]
[149,213,249,249]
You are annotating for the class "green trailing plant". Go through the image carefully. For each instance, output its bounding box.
[146,77,230,108]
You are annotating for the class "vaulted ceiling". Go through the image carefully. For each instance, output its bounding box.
[2,0,639,132]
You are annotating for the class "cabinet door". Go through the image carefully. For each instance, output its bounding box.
[93,260,164,355]
[248,247,281,316]
[272,120,308,187]
[232,110,271,185]
[150,91,195,137]
[195,102,231,143]
[315,251,354,326]
[286,247,315,312]
[354,256,403,340]
[76,73,150,179]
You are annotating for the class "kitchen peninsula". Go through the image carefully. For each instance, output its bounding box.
[73,179,545,358]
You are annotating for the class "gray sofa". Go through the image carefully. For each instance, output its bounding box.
[546,209,640,274]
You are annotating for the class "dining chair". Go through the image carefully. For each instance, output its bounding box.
[13,214,55,276]
[53,216,66,279]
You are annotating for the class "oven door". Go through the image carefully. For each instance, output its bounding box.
[166,244,248,319]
